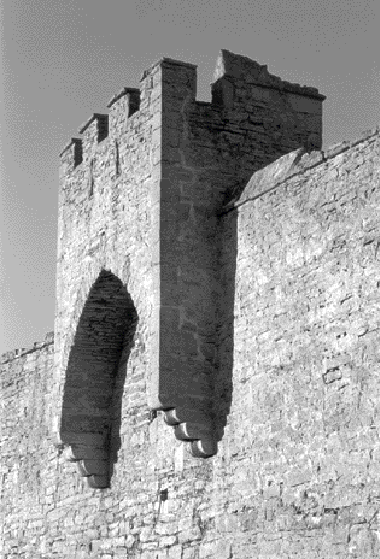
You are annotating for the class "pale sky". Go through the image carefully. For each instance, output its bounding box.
[0,0,379,355]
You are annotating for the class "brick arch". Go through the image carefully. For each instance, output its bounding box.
[61,269,137,488]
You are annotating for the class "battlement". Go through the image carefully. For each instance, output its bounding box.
[59,50,325,175]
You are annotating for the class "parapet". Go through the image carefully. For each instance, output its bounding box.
[59,56,197,169]
[59,49,326,171]
[212,49,326,100]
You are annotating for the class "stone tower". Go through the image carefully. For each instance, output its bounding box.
[54,49,325,488]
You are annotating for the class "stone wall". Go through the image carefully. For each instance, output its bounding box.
[1,49,380,558]
[54,49,325,467]
[154,49,324,452]
[0,334,55,557]
[54,61,160,486]
[217,125,380,557]
[1,126,379,559]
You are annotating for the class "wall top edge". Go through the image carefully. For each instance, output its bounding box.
[323,124,380,159]
[1,331,54,364]
[226,124,380,212]
[214,49,326,100]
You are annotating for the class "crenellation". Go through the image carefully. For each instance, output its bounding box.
[2,49,380,559]
[78,112,109,138]
[59,137,83,175]
[107,87,140,140]
[107,86,140,111]
[78,113,110,164]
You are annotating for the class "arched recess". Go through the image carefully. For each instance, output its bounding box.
[60,270,137,489]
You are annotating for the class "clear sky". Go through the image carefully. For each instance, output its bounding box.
[0,0,379,355]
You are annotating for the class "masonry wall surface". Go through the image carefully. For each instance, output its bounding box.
[1,128,379,558]
[1,49,380,559]
[0,335,55,557]
[155,49,324,449]
[217,127,380,557]
[53,62,160,486]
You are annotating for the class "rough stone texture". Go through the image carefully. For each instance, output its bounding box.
[216,125,380,558]
[1,49,380,558]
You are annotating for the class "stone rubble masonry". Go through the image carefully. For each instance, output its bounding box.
[1,48,380,558]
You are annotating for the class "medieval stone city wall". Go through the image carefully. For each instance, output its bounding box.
[0,335,56,556]
[1,49,380,558]
[217,126,380,557]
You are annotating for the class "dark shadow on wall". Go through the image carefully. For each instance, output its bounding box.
[212,203,237,445]
[61,269,137,489]
[211,141,318,446]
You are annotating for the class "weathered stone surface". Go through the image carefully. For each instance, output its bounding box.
[1,48,380,558]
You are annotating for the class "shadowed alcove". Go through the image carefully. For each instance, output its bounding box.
[61,270,137,489]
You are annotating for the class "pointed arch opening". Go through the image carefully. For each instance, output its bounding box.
[61,270,137,488]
